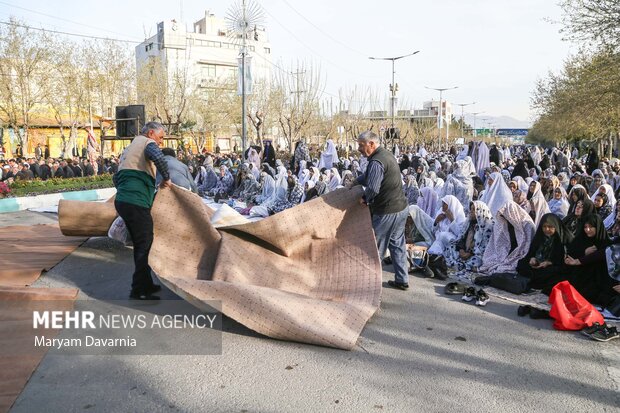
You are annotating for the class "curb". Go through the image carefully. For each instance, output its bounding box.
[0,187,117,213]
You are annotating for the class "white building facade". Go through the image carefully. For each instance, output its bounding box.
[136,10,272,91]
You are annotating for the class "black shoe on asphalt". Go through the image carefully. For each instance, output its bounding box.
[589,325,619,342]
[147,284,162,294]
[581,322,603,337]
[383,257,393,265]
[462,287,477,302]
[529,308,551,319]
[387,280,409,290]
[517,305,532,317]
[475,289,490,307]
[422,266,435,278]
[129,291,161,301]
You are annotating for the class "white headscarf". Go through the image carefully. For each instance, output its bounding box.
[591,183,616,210]
[480,201,536,274]
[309,166,320,183]
[456,145,469,161]
[436,195,467,234]
[300,180,315,203]
[328,167,342,191]
[299,168,310,187]
[527,181,551,228]
[475,142,490,178]
[418,187,439,217]
[318,139,339,169]
[480,172,513,216]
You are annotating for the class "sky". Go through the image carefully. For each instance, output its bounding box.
[0,0,576,125]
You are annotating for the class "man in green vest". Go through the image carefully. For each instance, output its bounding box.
[350,131,410,290]
[114,122,171,300]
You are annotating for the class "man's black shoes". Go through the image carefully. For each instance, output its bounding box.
[129,289,161,301]
[387,280,409,290]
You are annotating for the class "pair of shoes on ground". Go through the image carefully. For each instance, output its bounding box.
[129,284,162,301]
[462,287,489,306]
[517,305,551,319]
[581,322,619,342]
[387,280,409,291]
[444,282,466,295]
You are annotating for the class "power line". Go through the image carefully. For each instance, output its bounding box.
[0,0,137,40]
[278,0,367,57]
[0,20,141,44]
[261,6,382,80]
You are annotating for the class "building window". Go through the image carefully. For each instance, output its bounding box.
[201,64,216,78]
[264,47,270,54]
[145,43,154,52]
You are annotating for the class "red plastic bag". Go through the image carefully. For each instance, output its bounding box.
[548,281,604,331]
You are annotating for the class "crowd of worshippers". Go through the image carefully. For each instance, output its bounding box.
[392,142,619,314]
[0,156,116,183]
[177,137,617,320]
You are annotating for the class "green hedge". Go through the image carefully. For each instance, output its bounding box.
[8,175,114,197]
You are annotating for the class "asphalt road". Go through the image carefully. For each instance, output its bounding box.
[7,211,620,413]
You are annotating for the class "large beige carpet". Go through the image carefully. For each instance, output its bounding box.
[148,186,382,350]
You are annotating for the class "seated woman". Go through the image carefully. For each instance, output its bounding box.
[548,186,570,219]
[269,176,304,214]
[417,187,439,217]
[480,171,513,216]
[445,201,494,277]
[209,165,235,200]
[605,202,620,236]
[526,181,551,227]
[563,198,595,236]
[237,173,261,204]
[480,201,536,274]
[408,195,467,279]
[516,213,574,290]
[561,215,618,307]
[509,177,529,210]
[593,192,613,220]
[301,180,317,203]
[567,184,589,215]
[403,174,420,206]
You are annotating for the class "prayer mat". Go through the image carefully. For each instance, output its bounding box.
[0,286,78,413]
[0,224,88,287]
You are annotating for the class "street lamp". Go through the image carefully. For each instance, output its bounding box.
[369,51,420,144]
[455,102,475,140]
[425,86,458,149]
[470,111,485,139]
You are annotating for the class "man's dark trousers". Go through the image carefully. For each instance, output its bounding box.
[114,200,156,293]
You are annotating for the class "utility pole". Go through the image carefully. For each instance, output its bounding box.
[290,67,306,150]
[456,102,475,140]
[369,51,419,147]
[425,86,458,149]
[471,111,484,139]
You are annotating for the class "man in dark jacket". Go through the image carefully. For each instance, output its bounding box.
[350,131,410,290]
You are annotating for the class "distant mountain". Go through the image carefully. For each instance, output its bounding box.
[461,115,532,130]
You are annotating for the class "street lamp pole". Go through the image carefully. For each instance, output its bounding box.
[425,86,458,149]
[369,51,419,145]
[470,111,484,139]
[456,102,475,139]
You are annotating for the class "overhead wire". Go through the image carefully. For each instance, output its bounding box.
[261,6,383,80]
[278,0,368,57]
[0,0,140,40]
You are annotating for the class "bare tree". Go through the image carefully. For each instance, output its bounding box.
[273,61,324,154]
[0,18,53,156]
